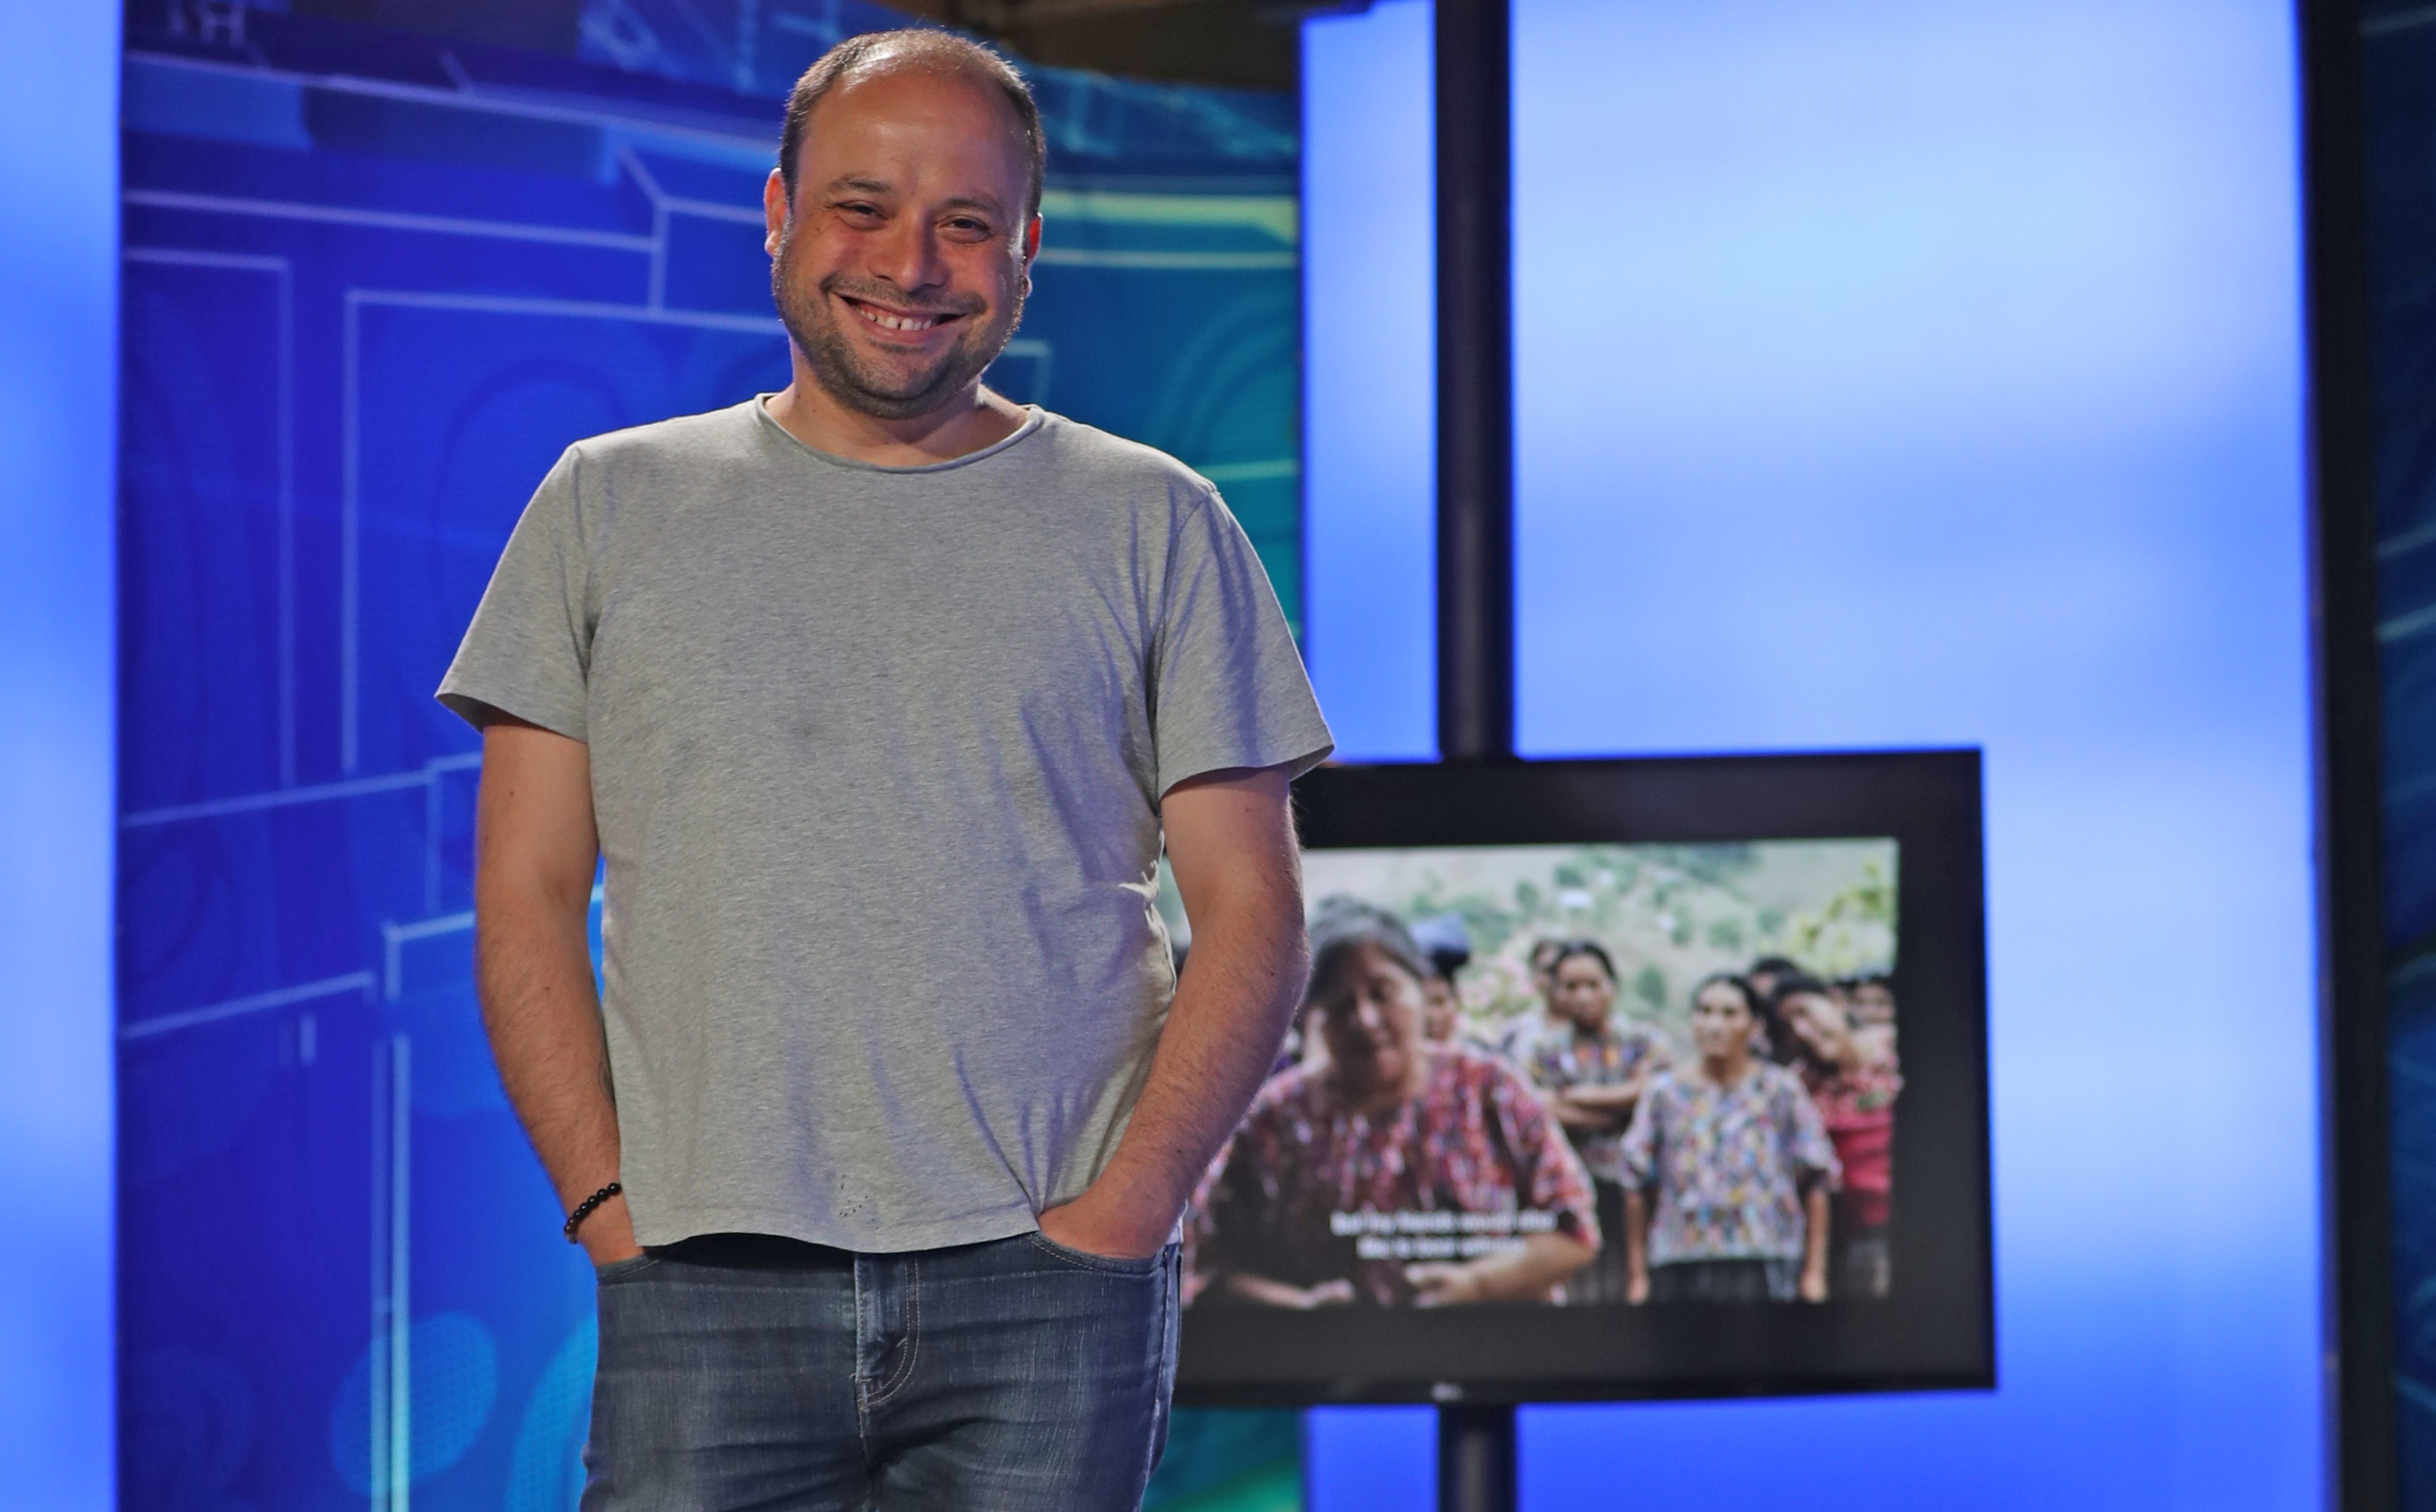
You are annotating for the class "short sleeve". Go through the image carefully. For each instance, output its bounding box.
[1149,488,1333,796]
[436,448,594,740]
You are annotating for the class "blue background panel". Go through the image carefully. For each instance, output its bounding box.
[1300,1,1435,761]
[121,254,291,805]
[1301,1,2317,1508]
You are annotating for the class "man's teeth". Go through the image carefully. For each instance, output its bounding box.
[855,303,940,332]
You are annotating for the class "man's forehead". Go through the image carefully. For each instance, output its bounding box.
[803,61,1028,159]
[794,66,1030,210]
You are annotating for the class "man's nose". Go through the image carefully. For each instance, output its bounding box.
[868,214,946,293]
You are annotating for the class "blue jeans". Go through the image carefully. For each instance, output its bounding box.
[585,1231,1180,1511]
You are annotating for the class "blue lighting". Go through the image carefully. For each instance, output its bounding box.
[1302,0,2319,1506]
[1302,0,1437,760]
[0,6,119,1511]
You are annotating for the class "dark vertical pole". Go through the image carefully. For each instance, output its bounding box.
[1438,1402,1517,1512]
[1435,0,1522,1482]
[2302,0,2394,1508]
[1436,0,1515,763]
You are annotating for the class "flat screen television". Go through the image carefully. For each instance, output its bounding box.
[1173,751,1992,1404]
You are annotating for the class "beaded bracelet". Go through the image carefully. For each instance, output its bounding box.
[563,1180,623,1243]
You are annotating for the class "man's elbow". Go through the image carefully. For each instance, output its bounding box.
[477,860,594,938]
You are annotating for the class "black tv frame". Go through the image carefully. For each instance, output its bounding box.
[1174,748,1995,1407]
[2299,1,2397,1508]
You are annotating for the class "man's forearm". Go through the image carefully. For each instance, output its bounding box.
[473,718,631,1257]
[1057,891,1306,1247]
[477,887,622,1212]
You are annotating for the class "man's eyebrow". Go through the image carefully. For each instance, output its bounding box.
[815,179,1010,219]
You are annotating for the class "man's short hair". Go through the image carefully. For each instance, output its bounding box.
[779,28,1048,222]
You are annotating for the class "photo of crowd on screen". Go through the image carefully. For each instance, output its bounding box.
[1173,843,1904,1309]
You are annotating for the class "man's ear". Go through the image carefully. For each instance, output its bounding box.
[763,169,789,256]
[1023,215,1042,265]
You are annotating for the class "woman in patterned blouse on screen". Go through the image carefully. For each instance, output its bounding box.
[1621,974,1842,1304]
[1186,903,1599,1308]
[1503,940,1671,1303]
[1766,974,1902,1299]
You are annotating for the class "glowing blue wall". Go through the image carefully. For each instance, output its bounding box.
[1302,0,1436,760]
[1302,0,2321,1506]
[0,6,118,1510]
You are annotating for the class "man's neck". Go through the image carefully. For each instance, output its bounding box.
[765,366,1027,467]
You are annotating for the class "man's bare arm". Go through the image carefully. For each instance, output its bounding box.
[473,713,638,1265]
[1037,764,1308,1259]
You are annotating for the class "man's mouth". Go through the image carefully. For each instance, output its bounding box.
[840,295,957,334]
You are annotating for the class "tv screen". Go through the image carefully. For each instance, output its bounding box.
[1173,752,1991,1404]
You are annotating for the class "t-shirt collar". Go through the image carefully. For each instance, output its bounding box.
[750,392,1046,475]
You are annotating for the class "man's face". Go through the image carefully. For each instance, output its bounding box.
[765,64,1037,421]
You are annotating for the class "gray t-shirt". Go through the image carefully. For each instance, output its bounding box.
[439,397,1332,1253]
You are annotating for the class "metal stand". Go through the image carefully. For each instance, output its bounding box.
[1437,1403,1518,1512]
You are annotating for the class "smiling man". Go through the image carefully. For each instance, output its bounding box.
[438,28,1331,1511]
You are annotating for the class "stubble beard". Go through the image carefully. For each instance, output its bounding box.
[770,227,1025,422]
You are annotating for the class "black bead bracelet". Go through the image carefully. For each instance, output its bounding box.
[563,1180,623,1243]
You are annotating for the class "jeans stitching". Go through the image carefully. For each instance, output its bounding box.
[852,1257,874,1450]
[1139,1248,1180,1494]
[864,1258,920,1408]
[1027,1231,1162,1275]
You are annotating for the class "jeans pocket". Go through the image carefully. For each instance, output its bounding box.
[1026,1231,1167,1276]
[593,1253,661,1285]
